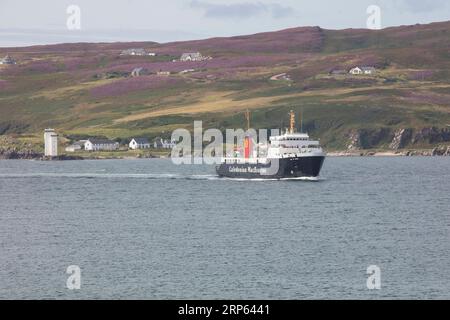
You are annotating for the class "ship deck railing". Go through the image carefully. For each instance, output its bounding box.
[222,149,324,163]
[222,158,271,164]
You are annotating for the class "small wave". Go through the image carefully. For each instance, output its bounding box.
[218,176,323,182]
[0,172,219,181]
[0,173,323,182]
[280,176,321,182]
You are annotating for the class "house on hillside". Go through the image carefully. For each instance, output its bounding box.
[361,66,376,75]
[129,138,151,150]
[349,66,376,75]
[179,52,210,62]
[157,70,171,76]
[180,52,202,61]
[131,67,150,77]
[349,67,363,75]
[65,140,86,152]
[270,73,291,81]
[84,138,119,151]
[154,137,176,149]
[0,55,16,65]
[120,48,156,56]
[179,69,196,74]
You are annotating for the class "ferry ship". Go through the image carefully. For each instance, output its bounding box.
[216,111,325,180]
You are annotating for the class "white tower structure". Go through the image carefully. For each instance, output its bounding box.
[44,129,58,157]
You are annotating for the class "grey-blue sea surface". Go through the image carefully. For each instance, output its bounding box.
[0,157,449,299]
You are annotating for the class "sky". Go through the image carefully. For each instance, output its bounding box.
[0,0,449,47]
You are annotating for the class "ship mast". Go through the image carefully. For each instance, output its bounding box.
[300,108,303,133]
[245,109,250,131]
[244,110,252,159]
[289,110,296,134]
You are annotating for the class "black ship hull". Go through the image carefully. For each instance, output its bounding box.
[216,156,325,179]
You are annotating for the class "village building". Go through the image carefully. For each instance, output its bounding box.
[84,138,119,151]
[180,52,210,62]
[65,144,81,152]
[120,48,156,56]
[349,66,376,75]
[65,140,86,152]
[44,129,58,157]
[0,55,16,65]
[154,138,176,149]
[270,73,291,81]
[349,67,363,75]
[179,69,196,74]
[361,66,376,75]
[129,138,151,150]
[157,70,171,76]
[131,67,150,77]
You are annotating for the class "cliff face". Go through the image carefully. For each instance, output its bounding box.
[346,127,450,151]
[411,127,450,145]
[390,129,413,150]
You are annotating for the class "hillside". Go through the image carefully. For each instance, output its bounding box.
[1,21,450,153]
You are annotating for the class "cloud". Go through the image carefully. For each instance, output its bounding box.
[394,0,449,13]
[270,3,294,19]
[190,1,294,19]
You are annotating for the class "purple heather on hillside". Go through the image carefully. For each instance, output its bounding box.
[26,60,60,73]
[61,56,110,71]
[1,59,59,76]
[0,79,9,90]
[402,91,448,105]
[407,70,434,81]
[159,27,324,54]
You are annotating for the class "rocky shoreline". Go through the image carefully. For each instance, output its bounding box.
[328,146,450,157]
[0,150,166,160]
[1,137,449,160]
[0,150,85,160]
[1,149,449,160]
[0,149,43,160]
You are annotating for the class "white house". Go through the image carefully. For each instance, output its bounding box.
[154,138,176,149]
[349,67,363,75]
[65,140,86,152]
[129,138,151,150]
[349,66,376,75]
[0,55,16,65]
[131,67,150,77]
[120,48,155,56]
[361,66,376,75]
[44,129,58,157]
[157,70,171,76]
[179,69,196,74]
[65,144,81,152]
[84,139,119,151]
[180,52,209,62]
